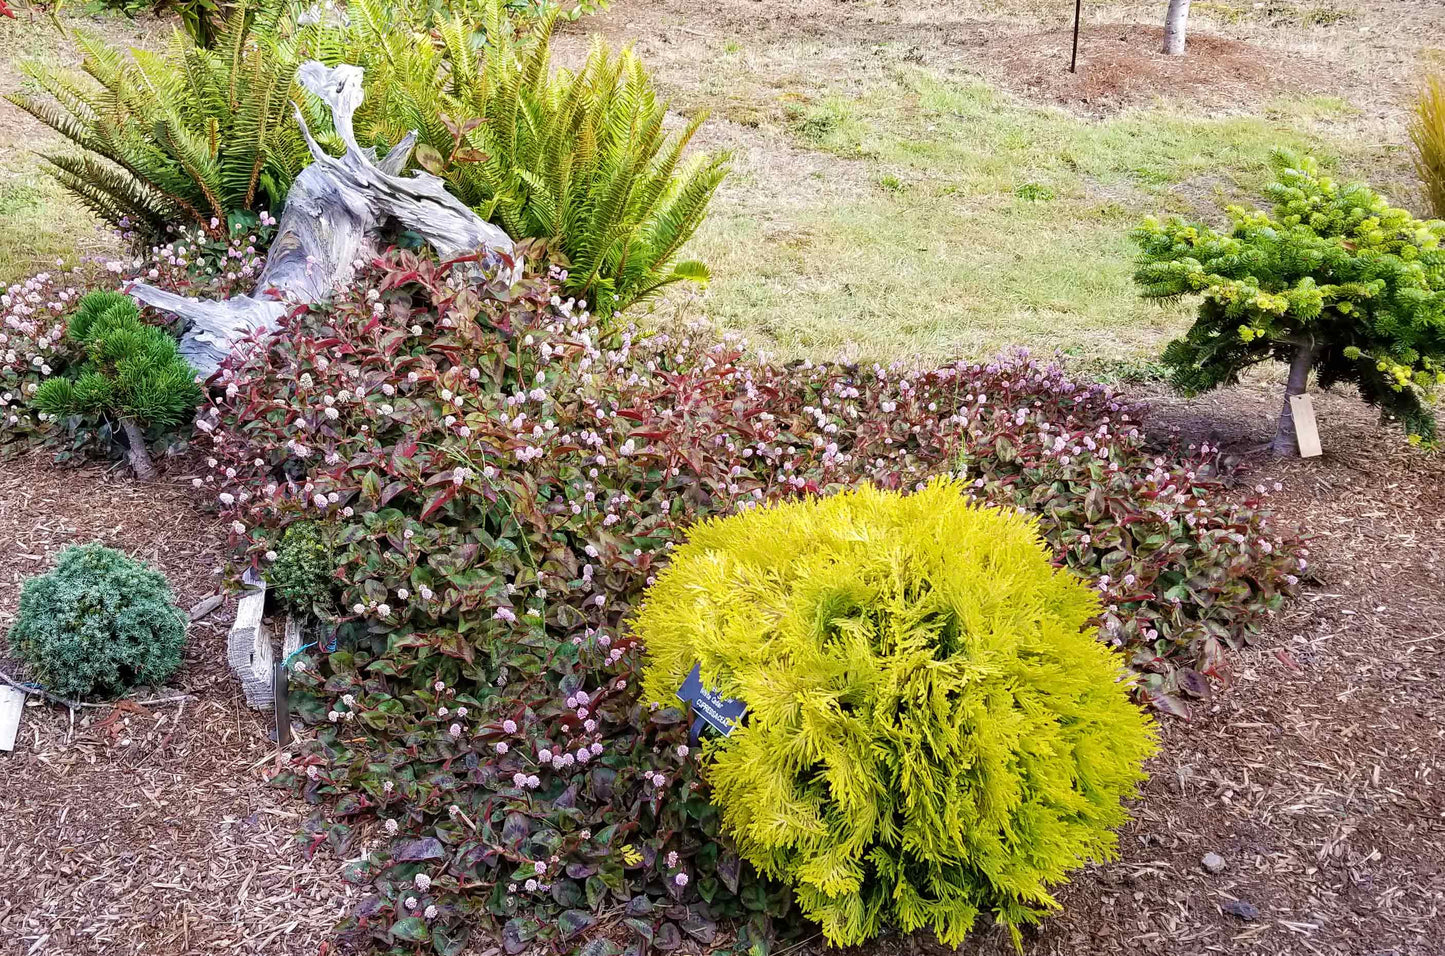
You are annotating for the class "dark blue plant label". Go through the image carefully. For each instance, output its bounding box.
[676,664,747,744]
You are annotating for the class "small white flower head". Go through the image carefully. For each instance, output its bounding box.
[376,603,391,617]
[495,741,509,754]
[383,780,394,793]
[538,748,553,762]
[674,872,689,887]
[503,719,517,734]
[424,904,438,919]
[404,896,418,910]
[434,680,446,692]
[534,860,546,874]
[415,874,432,891]
[525,878,538,892]
[456,706,468,718]
[384,818,399,834]
[449,723,462,738]
[677,745,690,758]
[353,603,366,615]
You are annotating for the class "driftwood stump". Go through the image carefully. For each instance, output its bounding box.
[127,62,516,375]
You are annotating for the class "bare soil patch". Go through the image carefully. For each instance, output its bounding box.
[957,25,1334,117]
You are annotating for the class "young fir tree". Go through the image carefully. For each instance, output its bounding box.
[34,292,202,479]
[1133,151,1445,455]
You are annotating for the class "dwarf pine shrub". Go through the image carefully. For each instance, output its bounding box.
[636,479,1156,949]
[34,291,201,478]
[1134,151,1445,453]
[7,544,187,699]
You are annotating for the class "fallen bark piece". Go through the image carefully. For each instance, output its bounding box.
[127,61,516,375]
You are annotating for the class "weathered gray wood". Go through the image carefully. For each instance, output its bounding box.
[282,615,304,663]
[227,584,275,710]
[127,62,516,375]
[0,685,26,752]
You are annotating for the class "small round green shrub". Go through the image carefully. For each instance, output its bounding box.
[267,521,338,612]
[6,543,187,699]
[637,479,1156,949]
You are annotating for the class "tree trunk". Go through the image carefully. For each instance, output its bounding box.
[126,62,516,377]
[1272,341,1319,457]
[1162,0,1191,55]
[120,417,158,480]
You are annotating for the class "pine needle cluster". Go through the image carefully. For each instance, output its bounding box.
[1134,150,1445,443]
[34,292,202,431]
[636,479,1155,949]
[7,543,187,700]
[349,0,729,317]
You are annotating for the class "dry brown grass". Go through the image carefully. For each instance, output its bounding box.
[1409,72,1445,218]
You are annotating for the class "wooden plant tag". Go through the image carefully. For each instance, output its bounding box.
[1290,394,1322,458]
[675,664,747,746]
[0,685,27,752]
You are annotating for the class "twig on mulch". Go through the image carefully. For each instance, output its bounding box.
[0,669,193,711]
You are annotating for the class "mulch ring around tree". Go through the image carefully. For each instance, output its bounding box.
[2,376,1443,956]
[949,25,1336,117]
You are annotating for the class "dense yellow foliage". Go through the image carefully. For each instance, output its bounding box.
[637,480,1156,948]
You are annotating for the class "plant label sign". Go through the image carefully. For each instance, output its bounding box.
[676,664,747,745]
[1290,394,1322,458]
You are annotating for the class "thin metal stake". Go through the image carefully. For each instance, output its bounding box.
[1070,0,1083,73]
[273,659,291,748]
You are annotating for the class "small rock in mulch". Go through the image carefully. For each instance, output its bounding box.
[1201,852,1227,874]
[1222,899,1259,920]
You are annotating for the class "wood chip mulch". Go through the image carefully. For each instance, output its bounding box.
[907,381,1445,956]
[2,378,1443,956]
[0,455,354,956]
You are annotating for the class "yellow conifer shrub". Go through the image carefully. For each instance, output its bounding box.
[636,479,1156,949]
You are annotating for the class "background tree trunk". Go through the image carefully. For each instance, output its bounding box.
[1162,0,1191,55]
[1272,341,1319,457]
[120,418,158,480]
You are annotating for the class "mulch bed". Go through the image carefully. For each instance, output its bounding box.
[0,456,353,956]
[2,378,1442,956]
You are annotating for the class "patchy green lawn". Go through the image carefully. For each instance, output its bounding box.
[685,69,1363,365]
[0,12,167,284]
[2,0,1435,369]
